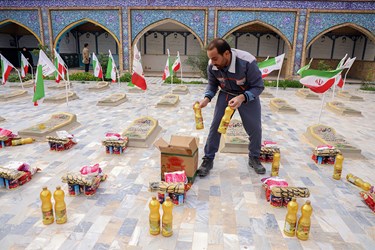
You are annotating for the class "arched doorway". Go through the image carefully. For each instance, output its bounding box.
[223,21,292,79]
[132,19,204,77]
[0,20,41,67]
[54,19,120,70]
[306,24,375,81]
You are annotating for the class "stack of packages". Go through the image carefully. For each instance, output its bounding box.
[260,141,280,162]
[61,163,107,196]
[312,145,341,164]
[102,133,128,155]
[47,131,77,151]
[0,161,40,189]
[150,170,188,206]
[261,177,310,207]
[0,128,19,148]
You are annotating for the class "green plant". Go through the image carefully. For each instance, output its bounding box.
[317,60,332,71]
[5,73,32,82]
[163,76,204,84]
[119,72,132,82]
[31,44,53,60]
[185,49,209,79]
[264,80,302,89]
[68,72,101,81]
[98,53,109,79]
[360,83,375,91]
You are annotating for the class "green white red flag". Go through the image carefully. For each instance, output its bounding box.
[299,68,343,93]
[162,49,173,80]
[0,54,15,84]
[336,54,348,70]
[53,49,66,83]
[342,57,356,69]
[92,53,103,79]
[258,54,285,78]
[131,45,147,90]
[172,51,181,72]
[20,53,29,78]
[33,50,56,105]
[106,50,117,82]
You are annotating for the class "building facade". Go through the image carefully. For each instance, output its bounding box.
[0,0,374,80]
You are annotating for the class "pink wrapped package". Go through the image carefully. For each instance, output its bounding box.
[80,163,100,175]
[164,170,187,183]
[261,176,289,201]
[105,132,123,140]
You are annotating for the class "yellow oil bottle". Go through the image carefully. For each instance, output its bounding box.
[53,186,67,224]
[284,197,298,237]
[162,197,174,237]
[332,154,343,180]
[271,152,280,177]
[193,101,204,130]
[40,186,54,225]
[218,106,235,134]
[296,200,313,241]
[149,196,161,235]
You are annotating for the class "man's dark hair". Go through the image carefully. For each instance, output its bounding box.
[207,38,231,55]
[84,43,89,47]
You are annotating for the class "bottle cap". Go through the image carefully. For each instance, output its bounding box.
[166,197,171,201]
[291,197,296,202]
[306,200,311,205]
[152,196,156,200]
[42,186,47,190]
[56,186,61,190]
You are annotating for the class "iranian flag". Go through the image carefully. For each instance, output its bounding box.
[20,53,29,78]
[33,50,56,105]
[297,58,313,75]
[172,51,181,72]
[336,54,348,70]
[342,57,356,69]
[106,50,117,82]
[131,45,147,90]
[162,49,173,80]
[53,49,66,83]
[92,53,103,79]
[258,54,285,78]
[0,54,15,85]
[299,68,343,93]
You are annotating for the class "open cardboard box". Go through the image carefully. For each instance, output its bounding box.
[154,135,199,184]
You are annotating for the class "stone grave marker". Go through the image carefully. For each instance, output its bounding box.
[296,88,320,100]
[337,91,364,101]
[157,94,179,107]
[172,85,189,95]
[97,93,127,106]
[220,119,248,153]
[88,81,110,92]
[122,116,162,148]
[269,98,298,113]
[43,91,79,103]
[326,101,362,116]
[0,90,28,102]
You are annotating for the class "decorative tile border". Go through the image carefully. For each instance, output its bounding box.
[0,1,374,10]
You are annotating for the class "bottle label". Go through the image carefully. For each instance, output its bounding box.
[149,219,160,233]
[42,209,54,222]
[284,221,296,234]
[297,223,310,237]
[55,208,67,222]
[162,222,173,236]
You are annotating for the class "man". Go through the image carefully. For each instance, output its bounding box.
[82,43,90,72]
[196,38,265,177]
[21,47,33,74]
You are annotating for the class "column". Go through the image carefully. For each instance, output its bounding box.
[294,9,307,74]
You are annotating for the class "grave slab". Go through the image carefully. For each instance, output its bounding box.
[326,101,362,116]
[122,116,162,148]
[296,88,320,100]
[88,81,110,92]
[43,91,79,103]
[97,93,127,106]
[269,98,298,113]
[337,91,364,101]
[220,119,248,153]
[0,90,28,102]
[172,85,189,95]
[157,94,179,107]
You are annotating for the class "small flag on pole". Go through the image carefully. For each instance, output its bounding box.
[172,51,181,72]
[92,53,103,79]
[131,45,147,90]
[258,54,285,78]
[299,68,343,93]
[53,49,66,83]
[162,49,173,81]
[20,53,29,78]
[106,50,117,82]
[33,50,56,105]
[0,54,15,84]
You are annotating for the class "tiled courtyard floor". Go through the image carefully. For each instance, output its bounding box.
[0,77,374,250]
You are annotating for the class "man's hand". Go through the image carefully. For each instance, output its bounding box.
[193,97,210,109]
[228,94,245,109]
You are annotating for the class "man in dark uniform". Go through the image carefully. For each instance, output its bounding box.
[196,38,265,177]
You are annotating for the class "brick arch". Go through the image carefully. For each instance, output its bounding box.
[222,20,294,78]
[0,19,42,44]
[306,22,375,49]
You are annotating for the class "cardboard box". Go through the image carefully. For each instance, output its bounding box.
[154,135,199,184]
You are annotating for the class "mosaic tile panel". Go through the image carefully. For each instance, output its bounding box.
[0,1,374,10]
[208,8,215,42]
[217,11,296,44]
[50,10,120,41]
[122,9,129,70]
[294,10,307,74]
[41,8,50,46]
[0,10,41,39]
[131,10,205,42]
[307,12,375,45]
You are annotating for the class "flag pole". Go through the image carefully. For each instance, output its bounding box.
[342,64,353,91]
[331,81,336,100]
[62,64,69,106]
[276,69,281,97]
[14,68,23,89]
[29,61,34,81]
[318,92,326,125]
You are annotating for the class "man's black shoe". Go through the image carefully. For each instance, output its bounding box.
[197,157,213,177]
[248,156,266,174]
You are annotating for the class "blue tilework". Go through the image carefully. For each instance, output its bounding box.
[307,13,375,45]
[294,10,307,73]
[0,10,40,39]
[131,10,205,42]
[50,10,120,41]
[122,9,129,70]
[217,11,297,44]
